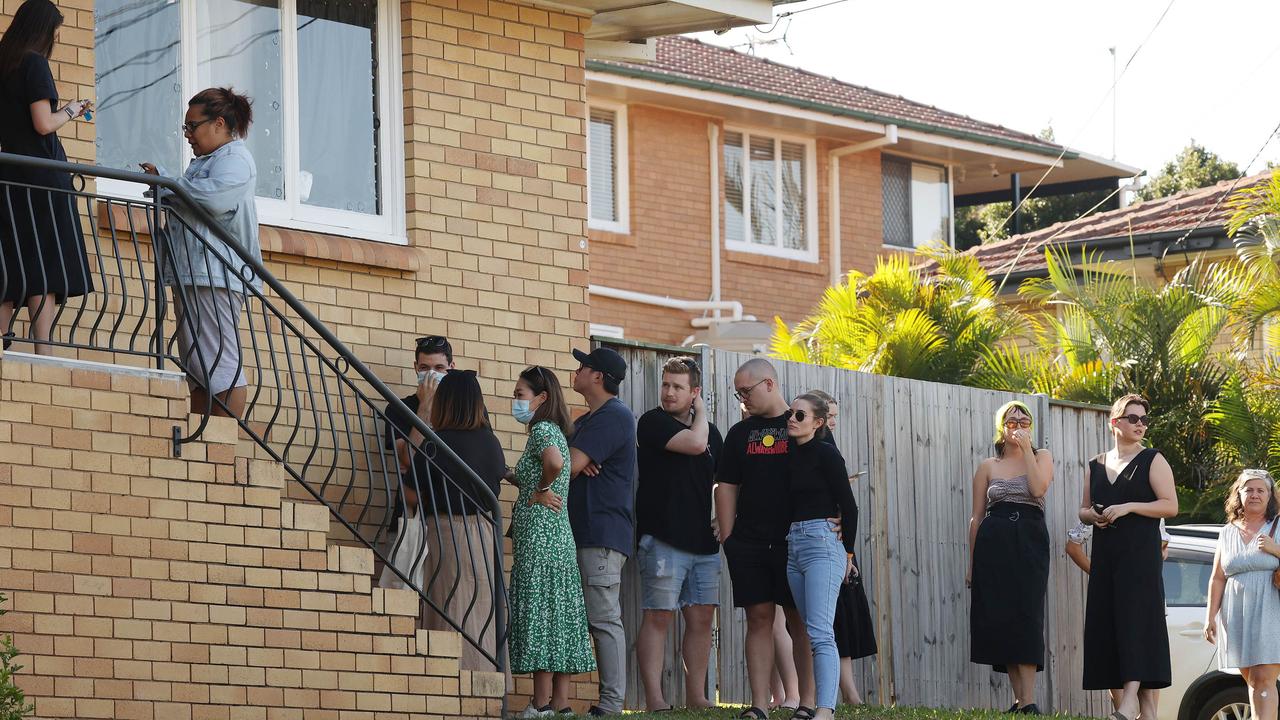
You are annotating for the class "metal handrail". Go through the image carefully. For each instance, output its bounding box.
[0,151,507,674]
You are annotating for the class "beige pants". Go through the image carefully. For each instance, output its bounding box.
[423,513,498,670]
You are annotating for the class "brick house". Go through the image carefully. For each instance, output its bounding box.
[0,0,789,717]
[583,36,1138,347]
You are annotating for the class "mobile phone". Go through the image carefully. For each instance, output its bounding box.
[1092,503,1106,514]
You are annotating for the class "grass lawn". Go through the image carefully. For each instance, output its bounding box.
[618,705,1094,720]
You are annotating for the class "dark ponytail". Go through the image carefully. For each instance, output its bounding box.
[189,87,254,138]
[0,0,63,78]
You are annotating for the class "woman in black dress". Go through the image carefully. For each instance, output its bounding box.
[1080,394,1178,720]
[0,0,93,354]
[968,400,1054,714]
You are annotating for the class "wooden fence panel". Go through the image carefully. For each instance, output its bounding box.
[600,341,1111,713]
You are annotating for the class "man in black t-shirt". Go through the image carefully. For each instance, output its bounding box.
[635,357,723,711]
[715,358,816,717]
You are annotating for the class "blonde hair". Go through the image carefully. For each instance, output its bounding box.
[992,400,1035,458]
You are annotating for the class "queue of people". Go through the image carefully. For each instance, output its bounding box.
[376,343,878,718]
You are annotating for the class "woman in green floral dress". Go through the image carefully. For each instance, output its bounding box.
[508,365,596,716]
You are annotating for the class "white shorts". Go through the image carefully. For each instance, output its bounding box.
[174,286,247,396]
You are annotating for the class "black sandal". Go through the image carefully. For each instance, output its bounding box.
[793,707,816,720]
[739,708,768,720]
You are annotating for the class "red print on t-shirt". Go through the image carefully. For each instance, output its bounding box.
[745,427,788,455]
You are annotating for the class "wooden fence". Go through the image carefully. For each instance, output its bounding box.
[597,339,1113,713]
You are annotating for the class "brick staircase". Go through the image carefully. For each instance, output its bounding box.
[0,350,505,719]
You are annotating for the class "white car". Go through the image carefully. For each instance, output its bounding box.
[1163,525,1254,720]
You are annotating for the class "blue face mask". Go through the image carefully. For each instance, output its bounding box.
[512,399,535,424]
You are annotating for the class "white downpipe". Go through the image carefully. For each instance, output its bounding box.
[828,124,898,286]
[709,122,722,320]
[589,285,756,326]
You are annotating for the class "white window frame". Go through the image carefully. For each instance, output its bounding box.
[97,0,406,246]
[722,126,819,263]
[586,101,630,234]
[880,153,955,250]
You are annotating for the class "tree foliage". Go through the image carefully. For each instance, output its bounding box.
[770,247,1025,387]
[0,595,33,720]
[1137,141,1242,202]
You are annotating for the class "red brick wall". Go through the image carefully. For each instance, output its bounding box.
[587,105,887,345]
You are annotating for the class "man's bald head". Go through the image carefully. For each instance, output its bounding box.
[734,358,786,417]
[736,357,777,383]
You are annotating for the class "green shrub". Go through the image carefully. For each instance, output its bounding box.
[0,594,33,720]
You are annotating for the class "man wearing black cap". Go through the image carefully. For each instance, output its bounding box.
[567,346,637,716]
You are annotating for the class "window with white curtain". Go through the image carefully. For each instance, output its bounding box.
[882,155,951,248]
[94,0,403,244]
[587,104,628,234]
[723,129,816,261]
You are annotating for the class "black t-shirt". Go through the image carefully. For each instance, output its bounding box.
[383,394,505,515]
[635,408,723,555]
[0,53,68,186]
[789,438,859,553]
[717,412,791,545]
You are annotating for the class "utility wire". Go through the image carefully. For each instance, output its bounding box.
[994,0,1178,238]
[991,0,1179,292]
[1159,117,1280,263]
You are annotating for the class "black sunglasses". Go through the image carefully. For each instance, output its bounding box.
[786,409,816,423]
[415,335,448,350]
[1117,414,1150,426]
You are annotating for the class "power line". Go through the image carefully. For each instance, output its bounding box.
[1159,117,1280,262]
[994,0,1178,237]
[990,0,1179,292]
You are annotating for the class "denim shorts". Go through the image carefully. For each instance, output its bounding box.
[637,534,720,610]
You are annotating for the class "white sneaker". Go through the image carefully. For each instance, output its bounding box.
[516,704,553,718]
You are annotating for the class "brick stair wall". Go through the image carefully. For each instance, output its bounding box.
[0,351,505,719]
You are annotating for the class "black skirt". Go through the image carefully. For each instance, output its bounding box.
[970,502,1050,672]
[834,561,877,660]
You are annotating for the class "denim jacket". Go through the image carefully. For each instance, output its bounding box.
[156,140,262,295]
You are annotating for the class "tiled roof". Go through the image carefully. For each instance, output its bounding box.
[590,36,1062,155]
[958,172,1273,278]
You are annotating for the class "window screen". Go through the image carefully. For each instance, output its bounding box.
[588,108,618,224]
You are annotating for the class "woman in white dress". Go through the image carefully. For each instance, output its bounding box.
[1205,468,1280,720]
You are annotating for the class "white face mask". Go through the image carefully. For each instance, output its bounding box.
[417,369,447,385]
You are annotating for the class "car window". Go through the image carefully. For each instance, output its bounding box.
[1164,550,1213,607]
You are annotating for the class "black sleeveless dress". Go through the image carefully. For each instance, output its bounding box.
[970,474,1050,672]
[1082,448,1171,690]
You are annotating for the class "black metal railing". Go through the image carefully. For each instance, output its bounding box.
[0,152,506,674]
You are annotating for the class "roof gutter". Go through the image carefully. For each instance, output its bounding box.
[588,61,1075,161]
[829,125,898,285]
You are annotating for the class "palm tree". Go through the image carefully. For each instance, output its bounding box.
[770,247,1026,386]
[978,246,1240,513]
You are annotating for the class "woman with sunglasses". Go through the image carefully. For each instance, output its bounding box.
[507,366,595,717]
[783,392,858,720]
[141,88,260,418]
[0,0,95,353]
[967,400,1054,714]
[1080,394,1177,720]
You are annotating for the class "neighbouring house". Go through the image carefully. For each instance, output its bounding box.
[0,0,796,717]
[958,172,1273,288]
[582,36,1138,348]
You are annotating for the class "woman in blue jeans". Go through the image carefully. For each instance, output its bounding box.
[785,392,858,719]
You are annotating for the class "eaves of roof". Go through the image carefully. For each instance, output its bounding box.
[587,60,1078,161]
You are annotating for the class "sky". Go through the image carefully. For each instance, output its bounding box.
[691,0,1280,182]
